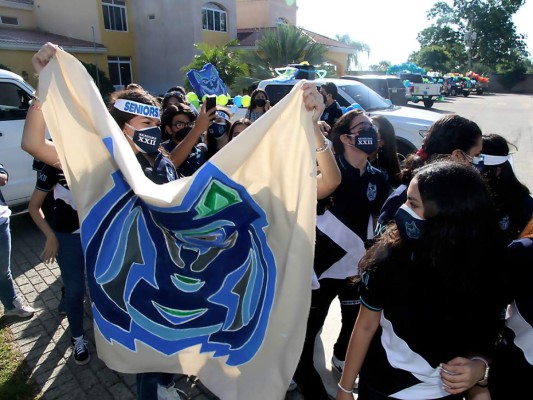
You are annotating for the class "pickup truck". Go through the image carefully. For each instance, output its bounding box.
[0,69,37,211]
[399,73,441,109]
[257,77,442,158]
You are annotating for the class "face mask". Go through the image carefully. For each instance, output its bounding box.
[347,126,378,155]
[207,122,228,139]
[174,126,192,142]
[395,203,424,242]
[255,98,266,108]
[126,123,161,154]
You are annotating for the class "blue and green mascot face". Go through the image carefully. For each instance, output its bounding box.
[187,63,228,98]
[83,163,276,366]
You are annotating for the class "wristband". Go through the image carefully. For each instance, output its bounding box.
[337,382,352,394]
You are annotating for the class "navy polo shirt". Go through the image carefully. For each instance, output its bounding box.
[320,100,343,129]
[314,156,388,277]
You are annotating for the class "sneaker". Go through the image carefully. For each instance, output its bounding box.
[287,379,298,391]
[157,383,182,400]
[71,336,90,365]
[57,287,67,315]
[4,297,35,318]
[332,354,345,374]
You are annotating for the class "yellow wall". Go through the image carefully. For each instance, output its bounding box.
[0,50,36,87]
[202,30,231,46]
[0,49,107,88]
[96,0,136,80]
[325,51,348,76]
[0,6,36,28]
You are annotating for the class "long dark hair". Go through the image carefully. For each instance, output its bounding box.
[248,88,269,111]
[372,116,401,186]
[481,133,531,240]
[398,114,482,184]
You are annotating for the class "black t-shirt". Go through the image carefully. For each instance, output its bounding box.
[314,157,388,277]
[320,100,343,128]
[35,165,80,233]
[358,245,504,398]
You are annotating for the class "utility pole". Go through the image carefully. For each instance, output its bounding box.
[91,25,100,89]
[464,22,477,70]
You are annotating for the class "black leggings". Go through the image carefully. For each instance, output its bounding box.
[293,278,360,400]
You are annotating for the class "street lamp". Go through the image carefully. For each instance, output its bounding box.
[464,28,477,70]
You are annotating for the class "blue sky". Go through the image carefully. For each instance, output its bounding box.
[296,0,533,69]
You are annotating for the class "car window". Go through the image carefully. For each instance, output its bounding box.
[337,84,390,111]
[0,82,31,121]
[263,84,294,106]
[386,78,405,89]
[400,73,423,84]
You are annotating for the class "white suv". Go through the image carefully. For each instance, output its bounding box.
[0,69,37,209]
[257,77,442,157]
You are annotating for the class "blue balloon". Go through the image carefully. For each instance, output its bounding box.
[233,95,243,108]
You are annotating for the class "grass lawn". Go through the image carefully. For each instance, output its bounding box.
[0,326,38,400]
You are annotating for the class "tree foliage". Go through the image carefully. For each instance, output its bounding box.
[181,39,249,92]
[81,62,115,101]
[417,0,528,72]
[414,45,452,72]
[335,33,370,70]
[235,24,328,91]
[368,60,391,72]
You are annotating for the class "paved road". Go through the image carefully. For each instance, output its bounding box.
[409,92,533,190]
[2,92,532,400]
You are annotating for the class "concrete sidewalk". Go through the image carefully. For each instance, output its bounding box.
[1,213,344,400]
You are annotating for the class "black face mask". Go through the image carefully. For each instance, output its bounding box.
[394,204,425,243]
[174,126,192,142]
[255,98,266,108]
[347,126,379,155]
[207,122,228,139]
[126,124,161,154]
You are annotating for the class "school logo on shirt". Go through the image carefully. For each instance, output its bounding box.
[499,215,510,231]
[367,182,377,201]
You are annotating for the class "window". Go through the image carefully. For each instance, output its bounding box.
[0,82,31,121]
[102,0,128,31]
[107,56,132,90]
[202,3,227,32]
[1,16,19,25]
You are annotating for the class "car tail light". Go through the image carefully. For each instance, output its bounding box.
[409,86,414,93]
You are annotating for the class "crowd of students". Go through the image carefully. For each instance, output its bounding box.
[1,42,532,400]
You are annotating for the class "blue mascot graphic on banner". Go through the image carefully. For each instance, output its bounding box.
[187,63,228,99]
[82,156,276,366]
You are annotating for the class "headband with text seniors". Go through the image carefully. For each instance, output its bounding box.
[215,111,231,123]
[114,99,160,119]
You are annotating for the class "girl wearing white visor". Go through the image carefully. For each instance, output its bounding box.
[478,134,533,243]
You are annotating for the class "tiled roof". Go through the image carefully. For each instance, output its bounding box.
[0,27,106,51]
[236,27,356,50]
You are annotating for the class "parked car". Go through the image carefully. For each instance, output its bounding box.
[257,77,442,157]
[399,73,442,108]
[0,69,37,210]
[340,75,408,106]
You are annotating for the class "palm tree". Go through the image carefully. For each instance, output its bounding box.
[235,24,328,90]
[335,34,370,70]
[181,39,249,91]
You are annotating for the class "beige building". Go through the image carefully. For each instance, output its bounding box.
[0,0,355,93]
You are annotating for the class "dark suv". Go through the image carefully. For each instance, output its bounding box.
[341,75,408,105]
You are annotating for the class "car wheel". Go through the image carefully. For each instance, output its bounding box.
[463,90,470,97]
[423,99,434,108]
[477,89,484,95]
